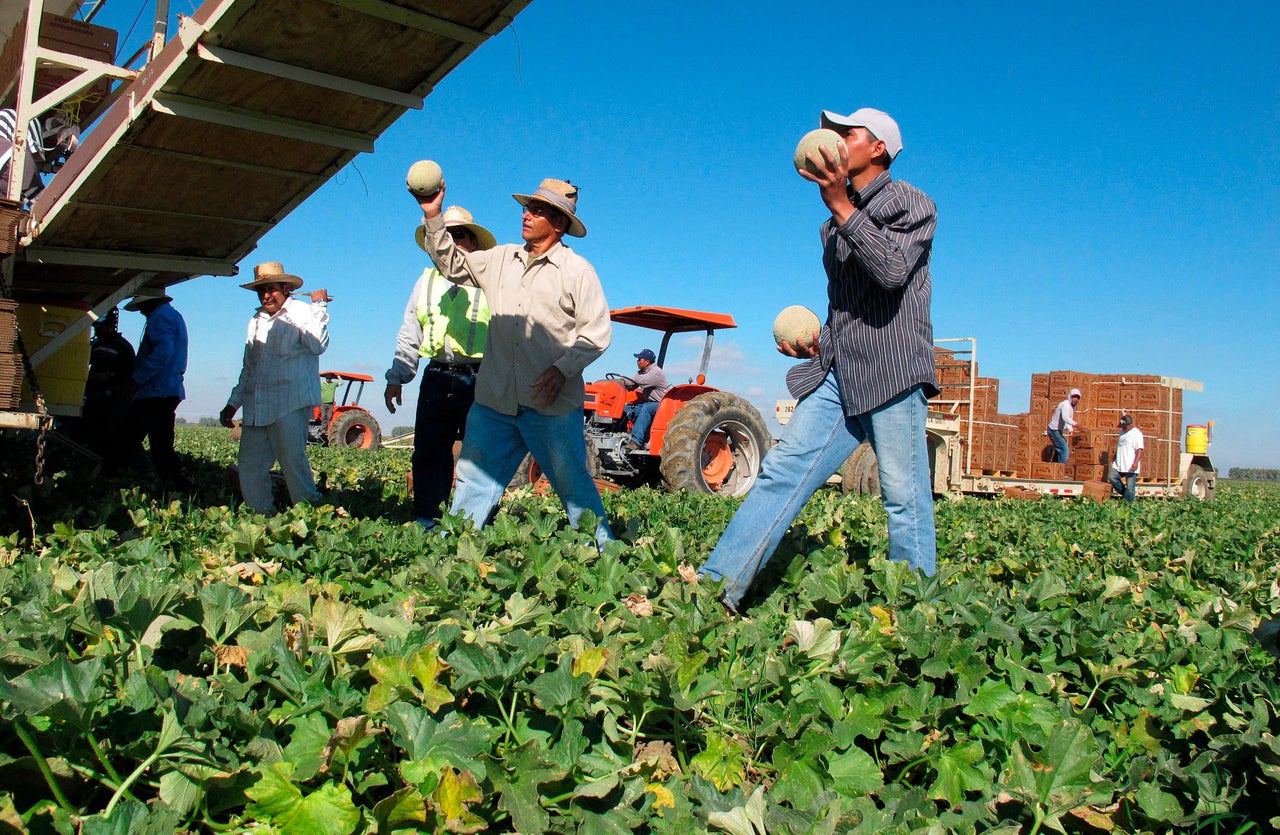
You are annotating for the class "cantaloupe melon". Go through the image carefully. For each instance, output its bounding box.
[406,160,443,197]
[773,305,821,347]
[793,128,843,176]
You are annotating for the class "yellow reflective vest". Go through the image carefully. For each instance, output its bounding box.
[417,268,489,360]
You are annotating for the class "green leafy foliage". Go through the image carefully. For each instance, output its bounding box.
[0,427,1276,832]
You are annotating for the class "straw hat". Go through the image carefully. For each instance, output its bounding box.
[512,178,587,237]
[241,261,303,291]
[441,205,496,250]
[124,289,172,311]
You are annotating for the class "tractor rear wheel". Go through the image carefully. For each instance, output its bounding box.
[659,391,769,497]
[328,410,382,449]
[840,443,880,496]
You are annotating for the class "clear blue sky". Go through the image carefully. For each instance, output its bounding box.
[95,0,1278,471]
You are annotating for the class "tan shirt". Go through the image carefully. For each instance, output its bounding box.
[418,215,611,416]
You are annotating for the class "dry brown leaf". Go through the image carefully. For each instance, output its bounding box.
[624,594,654,617]
[212,644,249,669]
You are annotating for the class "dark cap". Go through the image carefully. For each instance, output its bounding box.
[1119,415,1133,427]
[634,349,656,362]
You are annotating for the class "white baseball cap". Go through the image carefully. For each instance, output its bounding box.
[820,108,903,162]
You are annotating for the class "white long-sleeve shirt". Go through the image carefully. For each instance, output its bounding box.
[228,297,328,426]
[1047,398,1077,433]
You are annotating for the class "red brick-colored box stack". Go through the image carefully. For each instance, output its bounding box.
[932,349,1185,483]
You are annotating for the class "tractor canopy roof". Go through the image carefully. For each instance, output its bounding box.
[609,306,737,333]
[321,371,376,382]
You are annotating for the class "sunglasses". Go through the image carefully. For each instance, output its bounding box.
[523,202,561,220]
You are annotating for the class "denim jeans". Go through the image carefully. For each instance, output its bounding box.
[1047,428,1069,463]
[1109,470,1138,502]
[450,404,613,547]
[630,400,660,444]
[701,370,936,611]
[412,367,476,521]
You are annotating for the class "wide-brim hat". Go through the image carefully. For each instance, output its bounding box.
[241,261,304,291]
[513,178,587,237]
[124,290,172,311]
[441,205,496,250]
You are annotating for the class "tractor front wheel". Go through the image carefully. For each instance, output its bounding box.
[840,443,880,496]
[328,410,382,449]
[659,392,769,497]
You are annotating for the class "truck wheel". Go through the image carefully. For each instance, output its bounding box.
[1183,464,1214,501]
[328,410,382,449]
[659,391,769,497]
[840,443,881,496]
[507,430,599,489]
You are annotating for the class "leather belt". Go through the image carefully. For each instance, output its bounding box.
[428,361,480,375]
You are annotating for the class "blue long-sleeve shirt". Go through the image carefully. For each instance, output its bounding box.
[132,302,187,400]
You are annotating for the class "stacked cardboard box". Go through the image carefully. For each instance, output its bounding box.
[0,298,21,410]
[0,12,119,125]
[932,354,1187,483]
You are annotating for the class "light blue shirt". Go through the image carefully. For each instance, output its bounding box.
[132,302,187,399]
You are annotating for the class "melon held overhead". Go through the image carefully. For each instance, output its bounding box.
[406,160,443,197]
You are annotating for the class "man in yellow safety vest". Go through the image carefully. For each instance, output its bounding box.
[384,205,495,526]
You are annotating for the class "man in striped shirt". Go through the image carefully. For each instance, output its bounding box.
[701,107,938,613]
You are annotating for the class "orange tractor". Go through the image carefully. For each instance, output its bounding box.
[583,306,771,496]
[308,371,382,449]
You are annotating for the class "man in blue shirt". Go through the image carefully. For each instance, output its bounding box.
[124,289,189,488]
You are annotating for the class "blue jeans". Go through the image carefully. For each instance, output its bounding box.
[701,370,936,611]
[450,404,613,547]
[1047,428,1069,463]
[630,400,660,444]
[1109,470,1138,502]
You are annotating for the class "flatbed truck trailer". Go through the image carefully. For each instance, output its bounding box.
[775,340,1216,501]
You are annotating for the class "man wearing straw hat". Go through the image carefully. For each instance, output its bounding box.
[414,178,613,546]
[385,205,495,526]
[219,262,331,513]
[123,289,188,487]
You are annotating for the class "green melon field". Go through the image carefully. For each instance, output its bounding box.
[1,426,1277,834]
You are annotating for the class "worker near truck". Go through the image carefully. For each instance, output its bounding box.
[1046,388,1081,463]
[700,107,938,613]
[622,348,670,450]
[82,308,135,474]
[123,289,189,488]
[1109,414,1144,502]
[220,262,331,514]
[385,205,495,527]
[414,177,614,548]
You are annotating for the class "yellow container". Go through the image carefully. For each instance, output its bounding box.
[17,300,91,410]
[1185,424,1208,454]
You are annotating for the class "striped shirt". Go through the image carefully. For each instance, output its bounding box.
[785,171,938,415]
[227,297,329,426]
[0,109,43,164]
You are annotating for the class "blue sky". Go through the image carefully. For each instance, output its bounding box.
[95,0,1278,471]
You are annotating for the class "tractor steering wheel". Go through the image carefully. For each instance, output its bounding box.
[605,372,639,386]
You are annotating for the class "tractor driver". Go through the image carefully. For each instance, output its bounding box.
[319,372,340,429]
[220,262,331,514]
[384,205,495,527]
[622,348,670,451]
